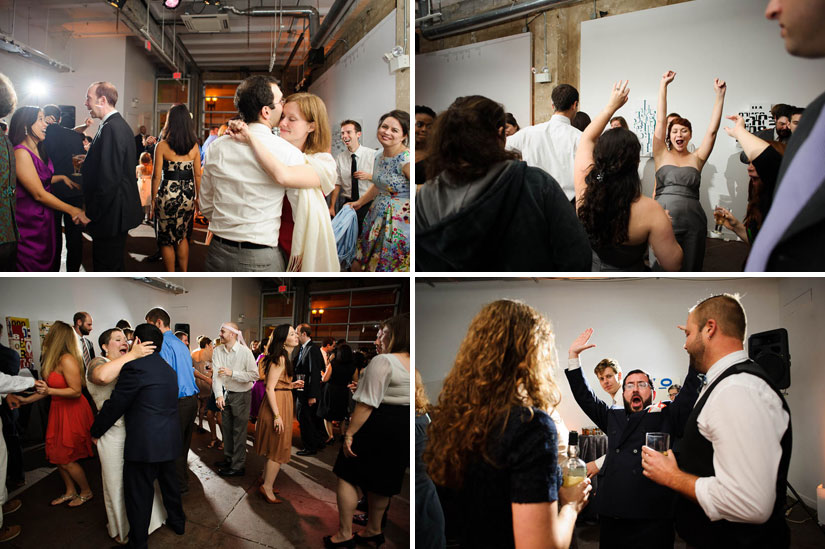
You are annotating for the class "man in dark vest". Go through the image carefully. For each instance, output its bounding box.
[641,294,791,549]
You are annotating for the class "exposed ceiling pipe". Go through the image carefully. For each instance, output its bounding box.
[0,32,73,72]
[419,0,580,41]
[283,29,304,71]
[219,5,319,40]
[309,0,358,50]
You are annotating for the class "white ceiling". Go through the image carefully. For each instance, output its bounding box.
[0,0,345,72]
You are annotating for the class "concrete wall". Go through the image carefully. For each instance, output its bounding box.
[416,0,690,124]
[415,277,824,506]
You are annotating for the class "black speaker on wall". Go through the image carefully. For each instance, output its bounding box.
[308,47,325,67]
[174,323,190,339]
[748,328,791,389]
[59,105,76,128]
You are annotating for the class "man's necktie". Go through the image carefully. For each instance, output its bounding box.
[351,153,360,201]
[297,345,305,367]
[81,338,91,367]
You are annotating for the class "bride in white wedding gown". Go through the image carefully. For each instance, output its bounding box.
[86,328,167,545]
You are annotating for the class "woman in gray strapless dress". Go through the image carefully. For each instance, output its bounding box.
[654,165,706,271]
[652,70,727,272]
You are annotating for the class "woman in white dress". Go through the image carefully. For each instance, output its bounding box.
[87,328,168,545]
[227,92,338,272]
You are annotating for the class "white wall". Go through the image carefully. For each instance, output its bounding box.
[310,10,397,151]
[416,278,823,505]
[230,277,263,344]
[415,33,533,128]
[123,38,159,134]
[0,277,251,365]
[776,278,825,507]
[580,0,825,229]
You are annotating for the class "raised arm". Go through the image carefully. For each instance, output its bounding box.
[565,329,611,430]
[89,340,155,385]
[574,80,630,205]
[723,114,770,163]
[227,120,321,189]
[695,78,727,168]
[652,70,676,168]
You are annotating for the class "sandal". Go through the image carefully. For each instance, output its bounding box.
[68,492,93,507]
[207,439,219,449]
[50,493,78,506]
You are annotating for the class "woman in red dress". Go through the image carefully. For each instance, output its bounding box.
[15,321,94,506]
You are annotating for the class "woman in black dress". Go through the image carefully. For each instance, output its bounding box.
[324,315,410,548]
[424,300,591,549]
[320,343,356,425]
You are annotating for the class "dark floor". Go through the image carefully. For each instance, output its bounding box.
[4,424,410,548]
[62,221,210,272]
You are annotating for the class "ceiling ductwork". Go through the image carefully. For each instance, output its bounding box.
[418,0,580,41]
[181,14,231,33]
[218,4,320,41]
[309,0,358,50]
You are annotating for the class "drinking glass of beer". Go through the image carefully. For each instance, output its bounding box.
[72,154,86,176]
[645,432,670,456]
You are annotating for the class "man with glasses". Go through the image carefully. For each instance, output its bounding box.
[565,328,701,548]
[199,75,303,271]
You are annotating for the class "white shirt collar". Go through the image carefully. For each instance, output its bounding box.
[101,110,118,124]
[701,349,750,394]
[550,113,572,125]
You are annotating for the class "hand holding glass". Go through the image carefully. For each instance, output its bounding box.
[646,432,670,456]
[295,374,306,391]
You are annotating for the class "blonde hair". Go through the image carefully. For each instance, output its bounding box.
[283,93,331,154]
[415,369,431,415]
[40,321,85,385]
[424,299,561,489]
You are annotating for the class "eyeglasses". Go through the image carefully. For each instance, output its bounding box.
[268,98,286,109]
[625,381,650,390]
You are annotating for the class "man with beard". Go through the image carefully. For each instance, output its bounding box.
[642,294,792,548]
[565,328,701,548]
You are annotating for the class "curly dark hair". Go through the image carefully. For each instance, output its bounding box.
[577,128,642,249]
[162,104,197,156]
[234,75,279,123]
[425,95,519,183]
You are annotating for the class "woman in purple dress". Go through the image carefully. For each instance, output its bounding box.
[9,106,89,271]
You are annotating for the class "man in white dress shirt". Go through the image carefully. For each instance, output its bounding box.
[212,323,258,476]
[505,84,582,203]
[642,294,791,548]
[328,120,377,233]
[200,75,304,271]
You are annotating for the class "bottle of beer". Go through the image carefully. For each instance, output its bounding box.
[562,430,587,487]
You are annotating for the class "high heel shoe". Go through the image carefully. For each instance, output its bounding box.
[258,485,281,504]
[322,535,355,548]
[354,532,385,547]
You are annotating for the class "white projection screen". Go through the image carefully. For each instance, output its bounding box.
[416,33,532,126]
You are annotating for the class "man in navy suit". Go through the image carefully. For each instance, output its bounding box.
[565,328,701,548]
[90,323,185,549]
[80,81,143,271]
[294,323,324,456]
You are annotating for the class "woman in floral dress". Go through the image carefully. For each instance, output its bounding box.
[348,110,410,272]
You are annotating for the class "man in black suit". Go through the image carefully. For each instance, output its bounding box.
[81,81,143,271]
[90,323,185,549]
[745,1,825,271]
[42,104,86,272]
[565,328,700,548]
[294,323,324,456]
